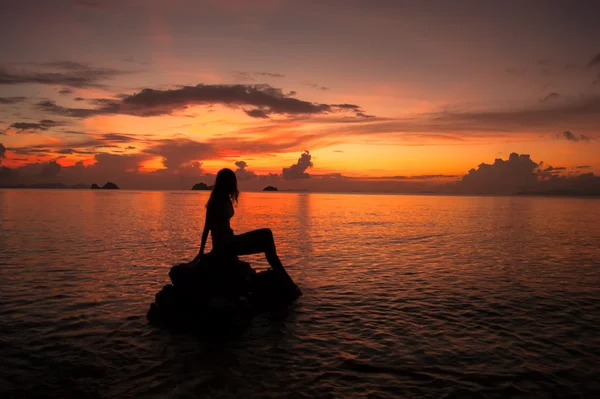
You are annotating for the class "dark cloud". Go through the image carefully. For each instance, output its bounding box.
[58,88,73,95]
[576,165,591,169]
[0,96,27,104]
[332,104,361,110]
[36,100,113,118]
[304,83,329,91]
[0,62,130,88]
[539,92,560,103]
[8,119,64,132]
[559,131,592,142]
[544,166,567,172]
[56,148,96,155]
[144,139,213,171]
[36,83,369,120]
[282,150,313,180]
[446,153,600,195]
[255,72,285,78]
[588,52,600,68]
[98,133,136,143]
[355,112,376,118]
[0,143,5,162]
[234,160,257,181]
[448,153,540,194]
[40,161,61,178]
[92,152,150,173]
[232,71,285,81]
[120,84,333,118]
[244,108,270,118]
[74,97,85,101]
[433,96,600,133]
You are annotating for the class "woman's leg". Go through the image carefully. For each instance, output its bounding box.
[231,229,300,292]
[231,228,283,269]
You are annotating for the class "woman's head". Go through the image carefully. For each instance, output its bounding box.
[208,168,239,205]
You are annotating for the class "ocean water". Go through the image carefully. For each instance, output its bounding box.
[1,190,599,399]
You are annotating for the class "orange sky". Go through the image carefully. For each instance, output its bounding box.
[1,0,599,191]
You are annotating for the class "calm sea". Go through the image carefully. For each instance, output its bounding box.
[1,190,599,398]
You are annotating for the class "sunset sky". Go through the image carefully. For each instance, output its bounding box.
[1,0,599,191]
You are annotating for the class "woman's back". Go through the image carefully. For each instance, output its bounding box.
[207,194,234,246]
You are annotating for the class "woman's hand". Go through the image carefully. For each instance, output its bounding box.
[192,252,203,265]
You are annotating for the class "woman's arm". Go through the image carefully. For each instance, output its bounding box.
[193,211,210,264]
[199,223,209,256]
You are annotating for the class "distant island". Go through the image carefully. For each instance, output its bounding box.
[91,182,120,190]
[0,183,88,189]
[192,182,213,190]
[263,185,278,191]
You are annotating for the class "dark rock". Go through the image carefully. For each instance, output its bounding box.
[91,184,100,189]
[192,182,212,190]
[102,182,119,189]
[263,185,278,191]
[147,253,301,336]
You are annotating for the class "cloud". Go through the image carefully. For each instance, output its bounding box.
[35,83,370,120]
[447,153,540,194]
[8,119,64,132]
[355,112,376,118]
[304,83,329,91]
[576,165,591,169]
[544,166,567,172]
[0,143,5,162]
[0,97,27,104]
[92,152,149,173]
[144,139,213,171]
[432,96,600,134]
[282,150,313,180]
[588,52,600,68]
[244,108,270,118]
[232,71,285,81]
[36,100,112,118]
[559,131,592,142]
[255,72,285,78]
[58,88,73,95]
[446,152,600,195]
[120,84,332,117]
[539,92,560,103]
[234,160,257,181]
[98,133,137,143]
[40,161,61,178]
[0,62,130,88]
[55,148,96,155]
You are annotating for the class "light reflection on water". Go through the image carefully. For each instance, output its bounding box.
[1,190,599,398]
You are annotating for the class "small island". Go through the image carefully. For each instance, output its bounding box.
[91,182,120,190]
[192,182,213,190]
[263,185,278,192]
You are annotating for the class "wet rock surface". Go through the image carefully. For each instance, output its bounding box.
[147,253,300,336]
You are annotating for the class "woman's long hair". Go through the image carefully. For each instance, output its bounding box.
[207,168,239,209]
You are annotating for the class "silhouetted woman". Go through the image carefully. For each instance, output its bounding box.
[194,168,301,295]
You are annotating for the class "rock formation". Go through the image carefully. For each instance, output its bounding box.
[91,182,119,189]
[147,253,301,336]
[102,182,119,189]
[263,185,278,191]
[192,182,212,190]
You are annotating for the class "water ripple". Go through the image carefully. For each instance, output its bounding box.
[1,191,599,398]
